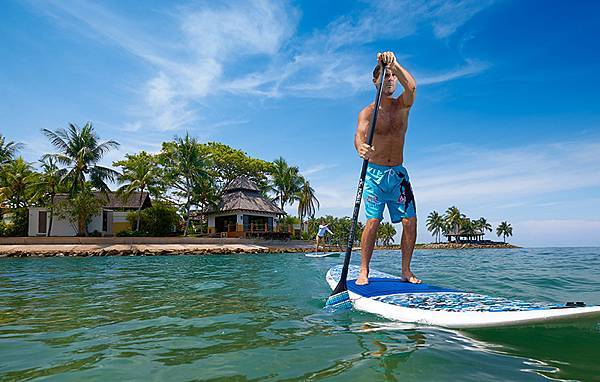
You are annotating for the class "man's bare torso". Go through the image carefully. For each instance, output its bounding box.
[361,97,409,166]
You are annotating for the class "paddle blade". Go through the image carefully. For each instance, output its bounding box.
[324,290,352,311]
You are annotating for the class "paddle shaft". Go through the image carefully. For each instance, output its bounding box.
[331,64,388,296]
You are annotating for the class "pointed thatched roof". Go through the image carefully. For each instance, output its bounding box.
[224,177,260,193]
[205,176,285,215]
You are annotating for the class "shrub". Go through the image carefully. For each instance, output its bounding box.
[127,202,179,236]
[1,208,28,237]
[116,230,144,237]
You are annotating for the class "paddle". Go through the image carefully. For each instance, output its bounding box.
[325,63,388,311]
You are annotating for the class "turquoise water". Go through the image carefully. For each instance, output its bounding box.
[1,248,600,381]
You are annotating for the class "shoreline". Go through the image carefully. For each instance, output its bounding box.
[0,240,518,258]
[0,237,519,258]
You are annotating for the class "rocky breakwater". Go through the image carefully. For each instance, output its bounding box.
[416,242,519,250]
[0,244,316,258]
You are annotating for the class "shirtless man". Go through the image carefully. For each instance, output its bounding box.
[355,51,419,285]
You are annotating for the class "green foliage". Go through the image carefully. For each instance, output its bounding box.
[0,208,29,237]
[0,157,37,208]
[307,215,364,247]
[199,142,274,195]
[127,202,179,236]
[496,221,513,243]
[55,185,103,236]
[377,222,397,246]
[114,151,162,231]
[158,133,211,235]
[270,157,304,212]
[116,229,145,237]
[42,122,119,195]
[297,179,319,230]
[0,134,23,165]
[426,210,445,243]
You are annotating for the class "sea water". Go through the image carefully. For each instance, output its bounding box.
[1,248,599,381]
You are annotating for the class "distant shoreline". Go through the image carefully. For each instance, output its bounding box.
[0,237,518,258]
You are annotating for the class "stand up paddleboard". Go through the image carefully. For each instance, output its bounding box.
[326,265,600,328]
[305,252,341,258]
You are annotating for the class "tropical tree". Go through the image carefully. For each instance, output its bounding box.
[0,134,23,165]
[377,222,397,246]
[270,157,303,212]
[474,217,492,240]
[199,142,274,195]
[426,210,444,243]
[42,122,120,195]
[445,206,464,233]
[496,221,513,243]
[460,218,476,238]
[54,183,103,236]
[159,133,211,235]
[113,151,160,232]
[0,157,36,208]
[31,157,66,236]
[297,179,319,232]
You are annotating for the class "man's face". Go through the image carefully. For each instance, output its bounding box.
[373,70,397,95]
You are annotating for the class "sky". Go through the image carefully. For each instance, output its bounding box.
[1,0,600,247]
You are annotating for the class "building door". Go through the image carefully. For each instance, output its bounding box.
[38,211,47,235]
[102,210,108,232]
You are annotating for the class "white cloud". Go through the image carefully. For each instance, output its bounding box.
[301,163,339,176]
[417,59,489,85]
[412,141,600,205]
[27,0,494,129]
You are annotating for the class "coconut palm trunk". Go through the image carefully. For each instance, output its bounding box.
[184,190,192,236]
[135,186,144,232]
[47,194,55,237]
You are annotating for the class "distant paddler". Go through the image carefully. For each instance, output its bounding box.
[315,220,334,253]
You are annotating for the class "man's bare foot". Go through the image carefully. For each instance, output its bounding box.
[355,271,369,285]
[401,272,421,284]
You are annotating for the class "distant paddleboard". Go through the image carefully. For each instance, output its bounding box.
[326,265,600,329]
[305,252,341,258]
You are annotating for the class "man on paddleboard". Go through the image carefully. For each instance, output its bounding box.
[354,51,419,285]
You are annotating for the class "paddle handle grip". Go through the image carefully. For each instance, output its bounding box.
[334,64,388,292]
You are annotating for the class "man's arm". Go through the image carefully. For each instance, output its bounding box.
[379,52,417,107]
[354,106,375,159]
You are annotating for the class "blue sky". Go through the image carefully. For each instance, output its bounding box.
[2,0,600,247]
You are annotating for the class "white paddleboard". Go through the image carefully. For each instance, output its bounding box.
[306,252,341,258]
[326,265,600,329]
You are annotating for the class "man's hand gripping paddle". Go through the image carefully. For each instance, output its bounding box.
[325,64,388,311]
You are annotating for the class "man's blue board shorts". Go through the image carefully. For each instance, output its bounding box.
[363,163,416,223]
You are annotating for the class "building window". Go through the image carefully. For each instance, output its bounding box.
[38,211,47,234]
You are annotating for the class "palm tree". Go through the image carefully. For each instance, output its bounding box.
[159,133,211,236]
[377,222,397,246]
[42,122,120,195]
[297,179,320,232]
[31,157,66,236]
[474,217,492,241]
[496,221,513,243]
[113,151,159,232]
[270,157,303,212]
[0,157,36,208]
[444,206,465,242]
[426,210,444,243]
[0,134,23,165]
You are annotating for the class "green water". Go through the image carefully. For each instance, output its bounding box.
[1,248,599,381]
